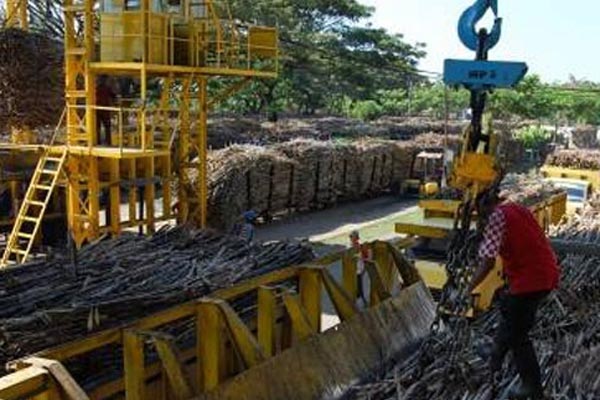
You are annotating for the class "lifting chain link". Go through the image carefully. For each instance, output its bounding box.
[415,178,502,383]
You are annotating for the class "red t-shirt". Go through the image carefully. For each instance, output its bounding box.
[96,85,115,107]
[497,203,560,294]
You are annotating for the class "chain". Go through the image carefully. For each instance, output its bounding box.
[415,178,502,382]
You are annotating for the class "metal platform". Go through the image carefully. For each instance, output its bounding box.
[395,207,474,239]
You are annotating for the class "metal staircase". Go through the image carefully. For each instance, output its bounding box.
[1,149,67,266]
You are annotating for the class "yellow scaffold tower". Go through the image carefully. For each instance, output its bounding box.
[1,0,278,265]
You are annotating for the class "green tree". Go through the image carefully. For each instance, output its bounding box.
[221,0,426,115]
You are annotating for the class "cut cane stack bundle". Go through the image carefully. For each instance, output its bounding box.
[0,226,313,374]
[572,125,598,149]
[501,174,565,207]
[203,135,475,230]
[207,145,295,230]
[545,149,600,170]
[0,28,63,138]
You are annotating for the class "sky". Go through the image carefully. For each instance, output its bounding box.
[359,0,600,83]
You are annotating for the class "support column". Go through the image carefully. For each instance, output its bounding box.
[177,77,191,223]
[89,157,100,238]
[109,159,121,236]
[197,303,221,392]
[198,77,208,227]
[123,330,146,400]
[299,269,322,333]
[257,287,277,357]
[144,157,156,234]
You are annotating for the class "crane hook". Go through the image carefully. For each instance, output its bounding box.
[458,0,502,54]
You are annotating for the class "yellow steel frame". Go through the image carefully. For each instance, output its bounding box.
[541,165,600,192]
[4,0,28,29]
[1,0,279,255]
[0,238,418,400]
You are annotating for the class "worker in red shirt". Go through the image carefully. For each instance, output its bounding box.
[349,230,370,306]
[96,75,116,146]
[469,189,559,399]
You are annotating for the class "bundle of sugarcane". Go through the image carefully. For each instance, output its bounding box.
[0,226,314,372]
[206,117,269,148]
[0,28,63,136]
[206,145,295,230]
[274,139,338,211]
[344,208,600,400]
[352,140,394,196]
[572,125,598,149]
[545,149,600,170]
[411,132,462,153]
[373,117,466,138]
[500,173,565,207]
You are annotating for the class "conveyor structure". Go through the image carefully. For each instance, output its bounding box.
[0,0,279,265]
[0,238,433,400]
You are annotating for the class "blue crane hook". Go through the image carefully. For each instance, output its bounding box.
[458,0,502,54]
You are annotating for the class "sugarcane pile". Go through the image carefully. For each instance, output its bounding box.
[206,116,470,149]
[344,208,600,399]
[0,28,63,140]
[545,149,600,170]
[206,136,453,230]
[500,173,565,207]
[0,226,313,373]
[571,125,598,149]
[206,145,297,229]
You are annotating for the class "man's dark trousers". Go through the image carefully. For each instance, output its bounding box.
[490,290,549,393]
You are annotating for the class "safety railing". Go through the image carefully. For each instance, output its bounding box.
[198,23,279,73]
[97,9,278,74]
[0,237,420,400]
[65,105,177,155]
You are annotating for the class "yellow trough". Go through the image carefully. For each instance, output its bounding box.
[200,282,434,400]
[0,238,429,400]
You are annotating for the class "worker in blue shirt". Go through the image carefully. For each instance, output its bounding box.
[233,210,257,243]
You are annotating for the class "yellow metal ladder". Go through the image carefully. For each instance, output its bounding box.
[1,149,68,267]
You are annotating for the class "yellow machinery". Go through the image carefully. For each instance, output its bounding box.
[402,151,444,197]
[0,238,431,400]
[0,0,279,265]
[541,165,600,192]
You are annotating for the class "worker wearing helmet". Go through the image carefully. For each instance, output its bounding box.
[233,210,257,244]
[469,190,560,400]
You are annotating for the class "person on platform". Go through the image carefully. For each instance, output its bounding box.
[96,75,117,146]
[469,189,560,400]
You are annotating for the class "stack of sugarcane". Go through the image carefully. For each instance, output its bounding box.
[571,125,599,149]
[500,173,565,207]
[204,135,468,231]
[344,204,600,400]
[0,226,314,373]
[206,145,296,229]
[545,149,600,170]
[0,28,63,139]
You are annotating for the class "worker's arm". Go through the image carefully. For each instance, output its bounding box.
[469,257,495,292]
[471,208,505,292]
